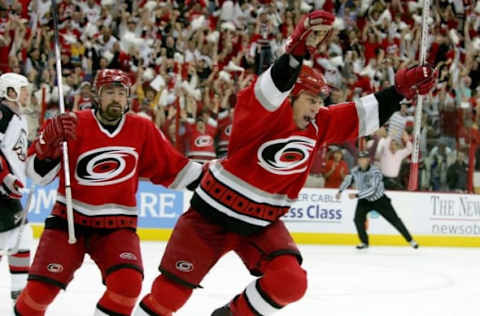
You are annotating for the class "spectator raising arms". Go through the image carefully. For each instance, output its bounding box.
[376,131,412,190]
[185,93,218,163]
[2,0,480,192]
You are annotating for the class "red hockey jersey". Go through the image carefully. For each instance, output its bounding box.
[77,96,94,110]
[27,110,202,229]
[217,109,232,157]
[191,67,380,234]
[185,117,217,163]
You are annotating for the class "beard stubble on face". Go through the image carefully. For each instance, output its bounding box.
[101,102,124,121]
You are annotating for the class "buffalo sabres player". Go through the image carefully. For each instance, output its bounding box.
[135,10,436,316]
[14,69,203,316]
[0,73,33,303]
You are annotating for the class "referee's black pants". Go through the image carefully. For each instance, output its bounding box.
[354,195,413,245]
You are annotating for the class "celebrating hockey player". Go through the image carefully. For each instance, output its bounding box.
[336,151,419,250]
[0,73,33,304]
[134,10,437,316]
[14,69,203,316]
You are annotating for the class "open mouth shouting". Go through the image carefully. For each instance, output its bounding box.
[303,114,314,127]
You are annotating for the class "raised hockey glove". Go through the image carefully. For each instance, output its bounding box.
[285,10,335,58]
[35,113,77,160]
[43,113,78,143]
[0,155,24,199]
[394,64,437,100]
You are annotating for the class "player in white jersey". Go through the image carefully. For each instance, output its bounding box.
[0,73,34,303]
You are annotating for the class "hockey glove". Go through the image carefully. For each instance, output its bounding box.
[285,10,335,58]
[35,113,77,160]
[394,64,437,100]
[42,112,78,143]
[0,155,24,199]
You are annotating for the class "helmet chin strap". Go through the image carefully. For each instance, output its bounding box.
[5,94,19,103]
[5,86,31,114]
[3,94,24,114]
[4,87,23,104]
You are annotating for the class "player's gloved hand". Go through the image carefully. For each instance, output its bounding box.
[0,155,24,199]
[394,64,437,100]
[42,113,78,144]
[35,113,77,160]
[285,10,335,58]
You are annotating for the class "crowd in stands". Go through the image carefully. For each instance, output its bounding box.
[1,0,480,192]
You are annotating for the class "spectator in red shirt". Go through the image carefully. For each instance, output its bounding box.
[58,0,76,21]
[1,0,477,196]
[323,148,349,188]
[362,24,381,65]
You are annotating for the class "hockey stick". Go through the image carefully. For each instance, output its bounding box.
[0,186,34,256]
[40,86,46,126]
[408,0,431,191]
[51,0,76,243]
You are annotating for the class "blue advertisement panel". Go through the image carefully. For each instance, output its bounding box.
[22,181,186,229]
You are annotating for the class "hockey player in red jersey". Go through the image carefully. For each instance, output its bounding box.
[14,69,203,316]
[134,10,437,316]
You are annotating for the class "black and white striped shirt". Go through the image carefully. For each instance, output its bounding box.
[339,165,385,201]
[388,111,413,142]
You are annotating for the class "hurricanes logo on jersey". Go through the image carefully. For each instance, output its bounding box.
[257,136,316,175]
[194,135,213,147]
[12,129,27,162]
[75,146,138,186]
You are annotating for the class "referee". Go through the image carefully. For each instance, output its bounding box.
[336,151,419,249]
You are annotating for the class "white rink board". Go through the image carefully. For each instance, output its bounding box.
[282,189,480,237]
[183,189,480,238]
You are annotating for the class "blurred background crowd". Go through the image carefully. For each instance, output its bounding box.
[1,0,479,193]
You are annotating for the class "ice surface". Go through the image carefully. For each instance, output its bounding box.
[1,241,479,316]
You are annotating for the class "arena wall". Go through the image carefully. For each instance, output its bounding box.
[26,182,480,247]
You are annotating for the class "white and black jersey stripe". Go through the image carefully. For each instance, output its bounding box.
[0,103,28,187]
[0,102,29,231]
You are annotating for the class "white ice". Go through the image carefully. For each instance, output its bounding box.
[1,241,479,316]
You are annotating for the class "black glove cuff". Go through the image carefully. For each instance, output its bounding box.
[374,86,405,126]
[271,54,303,92]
